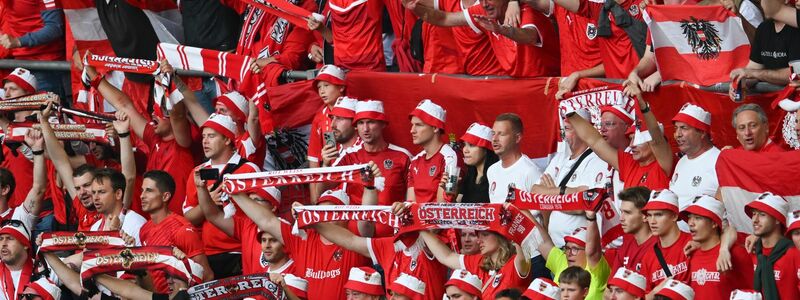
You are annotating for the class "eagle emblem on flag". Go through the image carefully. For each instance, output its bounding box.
[680,17,722,60]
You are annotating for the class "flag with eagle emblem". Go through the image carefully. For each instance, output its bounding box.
[645,5,750,86]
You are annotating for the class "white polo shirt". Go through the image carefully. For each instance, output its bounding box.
[487,154,542,204]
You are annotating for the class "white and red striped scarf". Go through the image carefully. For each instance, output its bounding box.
[5,122,110,144]
[558,86,635,119]
[80,246,199,285]
[38,231,125,253]
[222,164,385,194]
[0,92,51,112]
[157,43,254,83]
[187,273,284,300]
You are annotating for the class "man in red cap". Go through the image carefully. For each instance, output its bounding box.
[333,100,412,208]
[182,114,261,279]
[343,266,385,299]
[317,97,361,168]
[606,267,647,300]
[388,273,426,300]
[308,66,346,201]
[669,103,719,215]
[0,219,34,300]
[2,68,37,99]
[683,196,753,299]
[638,189,691,294]
[445,269,483,300]
[746,192,800,299]
[407,99,458,203]
[20,278,60,300]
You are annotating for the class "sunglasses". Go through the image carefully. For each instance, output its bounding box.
[1,219,29,234]
[21,294,42,300]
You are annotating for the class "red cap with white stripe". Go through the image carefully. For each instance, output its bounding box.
[680,195,726,228]
[786,210,800,236]
[3,68,37,94]
[745,192,789,225]
[201,113,238,141]
[252,186,281,212]
[730,289,762,300]
[330,96,358,119]
[655,279,694,300]
[313,65,346,87]
[389,273,426,300]
[607,268,647,298]
[642,189,680,214]
[445,269,482,297]
[409,99,446,130]
[354,100,386,122]
[460,122,493,150]
[600,105,634,125]
[318,189,350,206]
[24,278,61,300]
[343,267,384,296]
[522,277,560,300]
[563,227,587,248]
[215,91,249,122]
[672,103,712,131]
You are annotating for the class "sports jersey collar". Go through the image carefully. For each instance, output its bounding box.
[202,153,244,168]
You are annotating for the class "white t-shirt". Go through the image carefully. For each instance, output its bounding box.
[670,147,720,231]
[540,150,611,248]
[487,154,542,203]
[90,210,147,246]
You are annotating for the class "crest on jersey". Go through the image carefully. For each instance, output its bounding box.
[570,173,577,182]
[640,173,648,184]
[691,176,702,187]
[628,5,640,16]
[409,258,418,271]
[260,253,269,268]
[492,274,503,287]
[595,172,604,184]
[429,166,437,176]
[333,249,343,261]
[384,159,394,170]
[681,17,722,60]
[695,268,708,285]
[586,23,598,40]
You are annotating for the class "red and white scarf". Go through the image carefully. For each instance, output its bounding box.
[5,122,110,145]
[0,259,32,300]
[558,86,635,119]
[507,188,607,212]
[222,164,385,194]
[80,247,196,285]
[157,43,254,83]
[38,231,125,253]
[240,0,323,28]
[0,92,51,112]
[187,273,284,300]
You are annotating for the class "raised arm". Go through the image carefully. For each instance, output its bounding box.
[585,210,602,267]
[404,0,469,27]
[40,101,78,198]
[84,53,149,138]
[195,171,234,237]
[172,75,211,125]
[534,215,555,258]
[635,92,673,175]
[231,193,284,243]
[314,222,370,257]
[566,112,619,169]
[524,0,579,13]
[22,128,46,216]
[358,162,382,236]
[41,252,84,295]
[420,230,461,269]
[113,112,136,210]
[95,275,153,300]
[246,99,263,148]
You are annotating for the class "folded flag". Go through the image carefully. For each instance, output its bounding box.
[157,43,254,83]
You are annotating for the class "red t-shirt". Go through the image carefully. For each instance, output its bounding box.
[142,124,194,215]
[368,237,448,300]
[183,155,260,255]
[328,0,386,71]
[4,0,65,61]
[233,214,268,275]
[576,0,645,79]
[1,145,33,209]
[333,143,411,205]
[750,246,800,298]
[611,234,657,274]
[280,222,369,300]
[461,254,531,299]
[617,151,670,191]
[307,107,333,164]
[438,0,504,76]
[640,232,692,292]
[422,22,463,74]
[465,5,559,77]
[71,195,101,231]
[553,6,602,76]
[140,214,205,293]
[689,244,753,299]
[407,144,458,203]
[236,131,266,167]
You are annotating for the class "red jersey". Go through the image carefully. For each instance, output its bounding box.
[333,143,411,205]
[422,22,463,74]
[1,145,33,209]
[142,124,194,215]
[611,234,658,274]
[140,214,205,293]
[640,232,692,292]
[576,0,645,79]
[236,131,266,167]
[461,254,532,299]
[750,245,800,298]
[71,196,101,231]
[553,6,602,76]
[328,0,386,71]
[307,107,333,164]
[617,151,670,191]
[183,154,260,255]
[251,0,317,69]
[689,244,753,299]
[437,0,503,75]
[407,144,458,203]
[4,0,65,61]
[233,214,270,275]
[466,5,559,77]
[368,237,448,300]
[280,222,369,300]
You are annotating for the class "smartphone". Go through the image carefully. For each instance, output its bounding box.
[323,131,336,147]
[199,168,219,181]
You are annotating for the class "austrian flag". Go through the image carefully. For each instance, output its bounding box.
[645,5,750,86]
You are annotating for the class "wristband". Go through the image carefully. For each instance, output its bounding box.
[90,74,104,89]
[118,132,130,138]
[586,215,597,222]
[32,149,44,156]
[365,186,376,190]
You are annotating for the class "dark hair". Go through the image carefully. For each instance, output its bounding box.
[618,186,651,209]
[143,170,176,199]
[74,164,97,178]
[653,295,672,300]
[495,113,524,134]
[494,288,522,300]
[93,168,126,193]
[460,147,499,203]
[0,168,14,200]
[559,266,591,289]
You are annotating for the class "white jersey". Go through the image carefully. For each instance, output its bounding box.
[541,150,611,248]
[670,147,720,210]
[487,154,542,204]
[90,210,147,246]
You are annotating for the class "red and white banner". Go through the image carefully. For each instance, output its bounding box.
[81,246,199,285]
[508,188,606,212]
[645,5,750,86]
[222,164,384,194]
[716,150,800,235]
[84,54,159,75]
[39,231,125,253]
[5,122,110,144]
[187,273,284,300]
[157,43,254,83]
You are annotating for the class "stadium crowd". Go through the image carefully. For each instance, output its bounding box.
[0,0,800,299]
